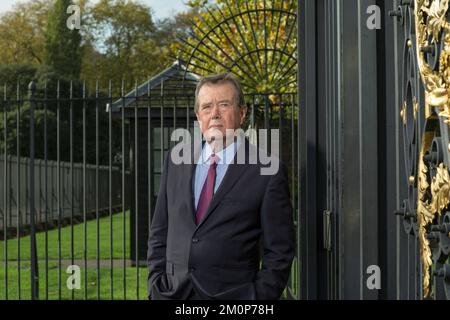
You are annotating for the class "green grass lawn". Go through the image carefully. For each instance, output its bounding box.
[0,261,148,300]
[0,210,300,300]
[0,211,149,300]
[286,257,299,299]
[0,210,132,260]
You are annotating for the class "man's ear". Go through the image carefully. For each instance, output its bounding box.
[240,106,248,125]
[195,112,204,131]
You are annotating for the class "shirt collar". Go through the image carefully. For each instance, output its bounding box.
[198,135,243,165]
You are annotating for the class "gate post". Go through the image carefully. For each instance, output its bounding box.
[298,0,319,300]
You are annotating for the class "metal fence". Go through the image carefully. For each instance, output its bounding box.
[0,78,299,300]
[0,154,128,231]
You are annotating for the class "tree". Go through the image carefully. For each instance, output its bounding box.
[82,0,169,91]
[153,9,200,49]
[45,0,83,79]
[0,65,56,160]
[0,0,52,66]
[0,64,38,95]
[0,64,121,166]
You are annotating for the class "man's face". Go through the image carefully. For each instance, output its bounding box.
[196,82,247,146]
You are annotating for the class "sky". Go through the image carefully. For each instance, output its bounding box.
[0,0,189,21]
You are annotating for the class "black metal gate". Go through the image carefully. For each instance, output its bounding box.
[389,0,450,300]
[12,0,450,301]
[299,0,450,300]
[0,0,300,300]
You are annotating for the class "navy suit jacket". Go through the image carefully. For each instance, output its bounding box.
[147,137,295,300]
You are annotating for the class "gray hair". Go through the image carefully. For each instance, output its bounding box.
[194,73,245,113]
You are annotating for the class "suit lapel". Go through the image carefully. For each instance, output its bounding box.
[186,162,197,226]
[195,138,250,230]
[177,139,202,227]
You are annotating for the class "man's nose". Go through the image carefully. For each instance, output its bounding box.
[211,104,221,118]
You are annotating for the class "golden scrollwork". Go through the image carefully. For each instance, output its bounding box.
[415,0,450,112]
[414,96,419,120]
[417,132,434,297]
[401,101,407,125]
[418,159,450,296]
[414,0,450,297]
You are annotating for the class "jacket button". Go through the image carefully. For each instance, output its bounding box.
[192,238,199,243]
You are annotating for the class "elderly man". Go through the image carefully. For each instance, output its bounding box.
[147,73,294,300]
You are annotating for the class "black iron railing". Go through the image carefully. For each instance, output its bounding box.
[0,79,298,300]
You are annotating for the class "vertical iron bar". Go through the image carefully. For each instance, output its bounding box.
[44,82,49,300]
[251,95,255,128]
[415,237,418,299]
[251,95,257,147]
[147,81,152,297]
[39,160,41,232]
[264,95,270,153]
[325,4,331,295]
[173,97,177,145]
[290,93,296,297]
[297,32,301,299]
[3,83,8,300]
[16,82,21,300]
[278,94,282,157]
[121,80,126,299]
[263,0,268,84]
[186,96,190,131]
[57,80,61,300]
[407,235,410,299]
[82,81,87,300]
[290,93,295,212]
[160,80,164,175]
[28,81,39,300]
[25,158,28,229]
[50,146,54,223]
[135,81,139,299]
[95,80,100,300]
[109,80,113,299]
[69,81,74,300]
